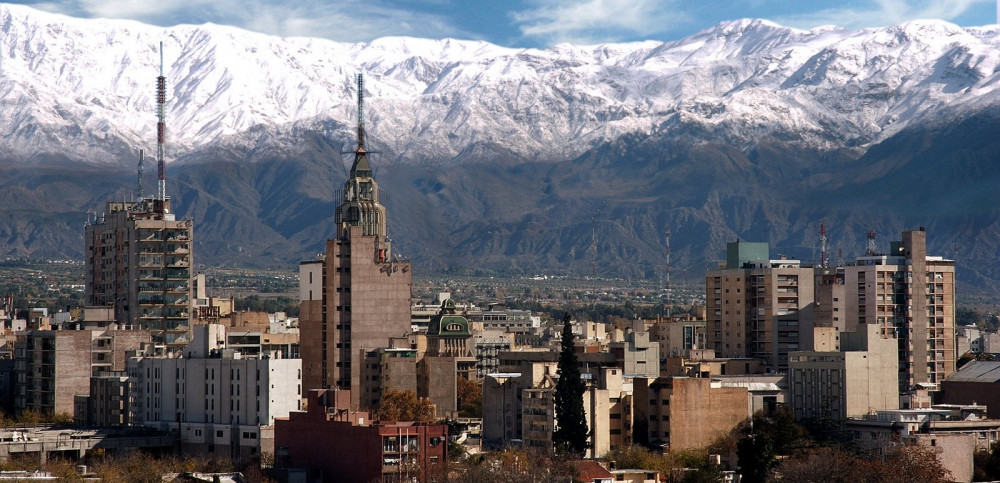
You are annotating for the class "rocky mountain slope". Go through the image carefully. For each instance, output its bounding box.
[2,5,1000,293]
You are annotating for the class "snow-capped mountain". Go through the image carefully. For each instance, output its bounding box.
[3,3,1000,167]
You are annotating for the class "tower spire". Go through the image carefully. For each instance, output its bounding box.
[156,41,167,207]
[356,73,365,152]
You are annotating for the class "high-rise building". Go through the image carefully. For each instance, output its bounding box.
[299,74,412,410]
[85,199,194,343]
[84,44,193,344]
[705,241,816,371]
[843,229,955,392]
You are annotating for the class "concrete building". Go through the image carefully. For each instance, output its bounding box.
[846,405,1000,483]
[85,198,194,344]
[706,241,816,371]
[520,367,633,458]
[14,329,150,415]
[299,84,412,409]
[361,347,418,411]
[788,324,899,421]
[843,229,955,392]
[275,388,448,483]
[126,324,301,461]
[649,317,707,372]
[633,376,749,450]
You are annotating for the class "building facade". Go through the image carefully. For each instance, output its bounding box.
[789,324,899,421]
[299,83,412,409]
[706,241,815,371]
[14,329,149,415]
[85,198,194,344]
[843,229,956,392]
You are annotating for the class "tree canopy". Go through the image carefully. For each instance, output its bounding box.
[553,312,588,456]
[373,389,435,423]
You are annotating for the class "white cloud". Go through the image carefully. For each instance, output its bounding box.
[512,0,690,45]
[11,0,475,42]
[771,0,992,30]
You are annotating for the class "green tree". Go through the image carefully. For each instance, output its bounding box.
[737,431,775,483]
[553,312,588,456]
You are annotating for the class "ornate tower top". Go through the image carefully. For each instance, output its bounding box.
[336,73,388,244]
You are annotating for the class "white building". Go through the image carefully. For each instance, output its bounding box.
[127,324,301,461]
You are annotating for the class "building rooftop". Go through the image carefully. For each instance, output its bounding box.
[944,360,1000,383]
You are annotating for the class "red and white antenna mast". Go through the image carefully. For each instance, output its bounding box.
[819,221,828,268]
[156,41,167,206]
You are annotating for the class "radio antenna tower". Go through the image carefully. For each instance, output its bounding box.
[819,221,828,268]
[866,230,877,256]
[664,226,672,318]
[137,149,145,199]
[356,73,366,151]
[156,41,167,206]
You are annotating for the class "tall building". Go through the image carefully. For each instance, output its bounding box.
[705,241,815,371]
[299,74,412,409]
[84,44,193,344]
[843,229,955,392]
[85,199,194,342]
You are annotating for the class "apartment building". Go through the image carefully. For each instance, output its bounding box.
[706,241,815,371]
[842,229,956,392]
[126,324,301,461]
[85,199,194,344]
[633,376,749,450]
[14,329,149,415]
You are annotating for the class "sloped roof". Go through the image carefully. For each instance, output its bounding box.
[945,360,1000,383]
[568,460,613,482]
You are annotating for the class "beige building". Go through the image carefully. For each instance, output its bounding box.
[14,329,150,415]
[85,198,194,344]
[706,241,816,371]
[519,367,633,458]
[789,324,899,421]
[649,317,707,372]
[299,93,412,410]
[633,376,749,450]
[846,406,1000,483]
[843,229,956,392]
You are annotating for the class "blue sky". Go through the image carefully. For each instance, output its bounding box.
[10,0,999,47]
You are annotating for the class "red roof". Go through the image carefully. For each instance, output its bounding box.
[568,460,613,482]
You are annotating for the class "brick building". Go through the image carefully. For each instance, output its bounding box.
[275,389,447,482]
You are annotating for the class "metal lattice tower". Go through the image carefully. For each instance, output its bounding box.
[664,226,672,317]
[820,221,828,268]
[866,230,877,256]
[156,41,167,204]
[357,73,366,151]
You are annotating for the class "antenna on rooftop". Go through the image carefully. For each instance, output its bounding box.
[819,221,828,268]
[866,230,877,256]
[156,41,167,206]
[137,149,145,200]
[357,73,365,151]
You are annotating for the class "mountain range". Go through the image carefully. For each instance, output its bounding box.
[2,4,1000,294]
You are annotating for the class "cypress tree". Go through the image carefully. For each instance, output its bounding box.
[553,312,588,456]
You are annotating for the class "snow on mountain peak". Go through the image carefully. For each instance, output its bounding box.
[2,4,1000,167]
